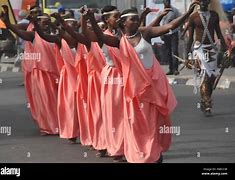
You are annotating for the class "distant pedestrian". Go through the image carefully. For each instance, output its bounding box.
[161,0,181,75]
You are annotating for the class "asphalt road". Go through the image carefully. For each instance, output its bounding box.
[0,72,234,163]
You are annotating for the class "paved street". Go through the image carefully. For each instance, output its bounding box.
[0,69,235,163]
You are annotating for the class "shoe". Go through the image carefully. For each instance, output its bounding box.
[89,145,95,151]
[166,71,174,75]
[68,137,77,144]
[174,70,180,76]
[40,131,48,136]
[204,108,212,117]
[156,154,163,163]
[113,156,127,163]
[96,149,107,158]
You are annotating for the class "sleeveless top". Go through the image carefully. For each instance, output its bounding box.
[102,44,115,67]
[71,47,77,59]
[134,36,154,69]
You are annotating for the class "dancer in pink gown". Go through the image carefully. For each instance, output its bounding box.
[61,14,92,146]
[98,6,125,161]
[1,9,59,135]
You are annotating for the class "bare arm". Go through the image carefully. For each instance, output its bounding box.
[1,5,34,42]
[5,20,34,42]
[79,9,99,43]
[33,20,61,46]
[139,8,151,27]
[214,12,227,51]
[14,23,30,31]
[86,10,119,48]
[186,18,194,55]
[50,12,89,47]
[145,2,198,39]
[150,8,172,27]
[63,22,90,46]
[50,19,78,48]
[139,8,172,31]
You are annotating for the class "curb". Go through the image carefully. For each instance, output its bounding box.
[0,64,21,73]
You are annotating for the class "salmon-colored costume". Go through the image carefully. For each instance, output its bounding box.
[119,36,177,163]
[75,44,92,146]
[100,30,125,156]
[22,24,37,121]
[23,32,59,135]
[55,39,79,139]
[22,39,37,121]
[86,42,106,150]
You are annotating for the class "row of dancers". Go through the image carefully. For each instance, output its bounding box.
[0,2,199,163]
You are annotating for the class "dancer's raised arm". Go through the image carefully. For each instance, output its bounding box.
[1,5,34,42]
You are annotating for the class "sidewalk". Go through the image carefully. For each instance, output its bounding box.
[0,63,21,73]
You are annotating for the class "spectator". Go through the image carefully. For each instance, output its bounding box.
[17,10,29,51]
[161,0,181,75]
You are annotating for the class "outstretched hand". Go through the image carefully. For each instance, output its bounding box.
[161,8,172,17]
[141,8,151,17]
[0,5,10,24]
[81,8,95,20]
[188,1,200,14]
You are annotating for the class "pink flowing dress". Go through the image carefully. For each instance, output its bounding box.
[119,36,177,163]
[87,42,106,150]
[100,30,125,156]
[28,32,59,134]
[75,44,92,146]
[22,23,37,122]
[56,39,79,139]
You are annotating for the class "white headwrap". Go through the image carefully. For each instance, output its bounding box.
[102,10,119,16]
[64,18,77,22]
[120,13,139,18]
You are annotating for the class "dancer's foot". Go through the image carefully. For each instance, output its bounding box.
[156,154,163,163]
[204,108,212,117]
[68,137,77,144]
[96,149,107,158]
[40,131,48,136]
[89,145,95,151]
[113,156,126,163]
